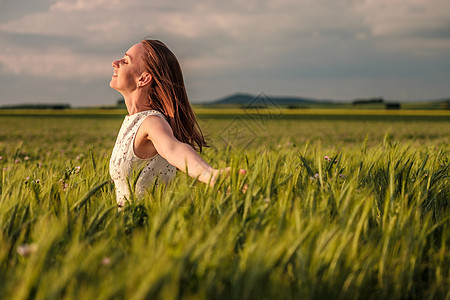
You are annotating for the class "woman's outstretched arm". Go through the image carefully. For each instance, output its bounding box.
[141,115,243,185]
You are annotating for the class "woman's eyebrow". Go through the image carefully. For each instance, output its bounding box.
[125,53,132,60]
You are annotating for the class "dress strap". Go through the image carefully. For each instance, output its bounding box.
[144,110,167,121]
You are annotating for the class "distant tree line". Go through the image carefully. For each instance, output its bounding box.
[116,98,126,108]
[352,98,384,105]
[352,97,402,109]
[0,104,71,109]
[385,103,401,109]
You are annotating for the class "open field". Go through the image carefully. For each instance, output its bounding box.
[0,109,449,299]
[1,107,449,117]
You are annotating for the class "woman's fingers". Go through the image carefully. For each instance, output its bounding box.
[241,183,248,193]
[221,167,247,178]
[210,167,247,187]
[217,168,248,194]
[222,167,231,176]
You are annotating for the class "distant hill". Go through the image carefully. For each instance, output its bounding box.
[204,93,450,110]
[210,93,329,107]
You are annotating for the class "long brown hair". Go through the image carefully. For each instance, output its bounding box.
[140,39,207,152]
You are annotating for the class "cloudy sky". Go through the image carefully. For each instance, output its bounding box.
[1,0,450,106]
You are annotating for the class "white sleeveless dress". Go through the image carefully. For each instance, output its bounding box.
[109,110,176,207]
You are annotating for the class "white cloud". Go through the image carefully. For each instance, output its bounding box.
[0,1,360,41]
[0,0,449,103]
[0,45,110,80]
[50,0,120,12]
[354,0,450,36]
[353,0,450,54]
[3,0,448,54]
[0,11,132,43]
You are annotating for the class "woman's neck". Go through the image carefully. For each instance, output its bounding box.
[123,90,152,115]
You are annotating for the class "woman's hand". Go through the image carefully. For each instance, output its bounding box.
[209,167,248,194]
[209,167,247,186]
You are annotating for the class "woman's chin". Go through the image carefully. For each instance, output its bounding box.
[109,80,117,89]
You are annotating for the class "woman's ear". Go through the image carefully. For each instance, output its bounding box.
[138,72,152,87]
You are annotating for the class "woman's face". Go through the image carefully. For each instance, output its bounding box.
[110,43,144,93]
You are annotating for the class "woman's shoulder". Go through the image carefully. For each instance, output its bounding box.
[139,112,175,142]
[140,111,171,130]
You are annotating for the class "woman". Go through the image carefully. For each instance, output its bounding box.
[109,39,243,208]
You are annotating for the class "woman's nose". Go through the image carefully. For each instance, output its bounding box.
[112,59,120,68]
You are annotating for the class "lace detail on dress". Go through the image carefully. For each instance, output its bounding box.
[109,110,176,206]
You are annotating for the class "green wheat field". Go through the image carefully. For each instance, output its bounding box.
[0,109,449,299]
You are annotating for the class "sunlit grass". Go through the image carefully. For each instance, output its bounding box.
[0,113,448,299]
